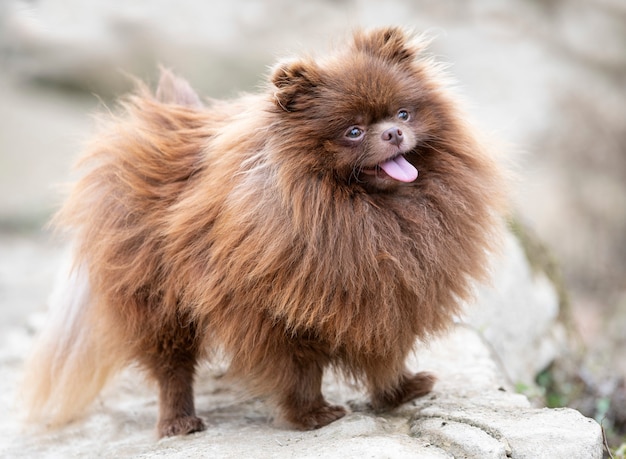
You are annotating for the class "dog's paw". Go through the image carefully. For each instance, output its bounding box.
[372,371,436,410]
[158,415,206,438]
[282,403,348,430]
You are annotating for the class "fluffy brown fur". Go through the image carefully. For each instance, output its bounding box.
[22,27,506,437]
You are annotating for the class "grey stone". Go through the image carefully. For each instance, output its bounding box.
[0,270,603,458]
[464,230,567,386]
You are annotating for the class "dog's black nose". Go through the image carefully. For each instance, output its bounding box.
[381,127,403,146]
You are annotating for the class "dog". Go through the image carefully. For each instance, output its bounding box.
[22,27,506,437]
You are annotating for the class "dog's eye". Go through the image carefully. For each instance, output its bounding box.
[345,126,364,140]
[397,110,410,121]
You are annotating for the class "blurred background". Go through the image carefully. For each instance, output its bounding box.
[0,0,624,451]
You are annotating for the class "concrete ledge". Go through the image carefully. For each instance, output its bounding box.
[1,317,603,458]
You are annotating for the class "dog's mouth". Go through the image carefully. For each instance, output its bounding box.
[361,154,418,183]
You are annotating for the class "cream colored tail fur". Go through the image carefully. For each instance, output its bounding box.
[21,251,122,427]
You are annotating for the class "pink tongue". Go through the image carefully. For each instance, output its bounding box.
[378,155,418,182]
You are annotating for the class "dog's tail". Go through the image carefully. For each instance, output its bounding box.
[20,252,125,427]
[20,70,201,428]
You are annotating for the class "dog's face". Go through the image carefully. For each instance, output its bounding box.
[271,27,448,192]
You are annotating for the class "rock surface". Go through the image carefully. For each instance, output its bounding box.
[0,313,603,458]
[0,236,603,458]
[464,230,566,386]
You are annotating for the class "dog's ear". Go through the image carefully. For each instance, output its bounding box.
[352,27,421,65]
[271,59,321,112]
[155,67,202,108]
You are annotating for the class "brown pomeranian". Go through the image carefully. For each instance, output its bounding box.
[22,27,505,437]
